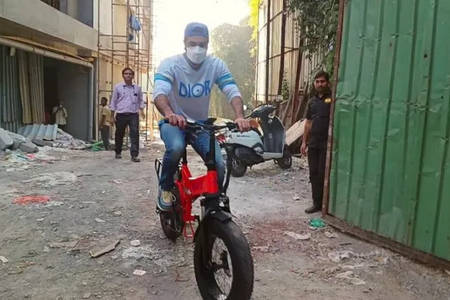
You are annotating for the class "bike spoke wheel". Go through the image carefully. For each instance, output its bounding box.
[194,219,254,300]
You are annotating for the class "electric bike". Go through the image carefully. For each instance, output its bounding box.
[155,119,254,300]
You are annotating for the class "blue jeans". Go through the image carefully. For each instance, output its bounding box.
[159,121,225,191]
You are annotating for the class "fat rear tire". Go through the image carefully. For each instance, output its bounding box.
[159,187,184,241]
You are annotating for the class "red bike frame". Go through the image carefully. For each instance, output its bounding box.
[175,163,219,238]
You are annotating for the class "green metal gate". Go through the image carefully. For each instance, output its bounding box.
[329,0,450,261]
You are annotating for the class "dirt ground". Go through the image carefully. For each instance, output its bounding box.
[0,142,449,300]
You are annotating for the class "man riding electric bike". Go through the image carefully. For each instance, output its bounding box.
[153,22,254,300]
[153,22,250,211]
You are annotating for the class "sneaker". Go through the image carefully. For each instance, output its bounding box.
[157,190,175,211]
[115,153,122,159]
[305,205,321,214]
[131,156,141,162]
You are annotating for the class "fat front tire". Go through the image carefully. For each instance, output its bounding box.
[194,219,254,300]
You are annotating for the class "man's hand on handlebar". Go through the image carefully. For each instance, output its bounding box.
[167,113,186,129]
[235,117,251,132]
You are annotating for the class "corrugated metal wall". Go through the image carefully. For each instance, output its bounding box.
[0,46,47,131]
[27,51,45,123]
[330,0,450,261]
[0,46,22,132]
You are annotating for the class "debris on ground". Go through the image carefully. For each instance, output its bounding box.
[0,128,38,153]
[53,129,89,150]
[284,231,311,241]
[328,250,356,263]
[89,141,104,152]
[1,142,449,299]
[252,246,270,253]
[175,269,189,282]
[15,125,90,150]
[309,218,326,229]
[19,140,39,153]
[13,195,50,205]
[95,218,106,223]
[0,128,14,150]
[49,240,79,249]
[2,150,28,162]
[31,138,53,147]
[0,256,8,263]
[22,172,77,187]
[133,269,146,276]
[324,231,338,238]
[130,240,141,247]
[89,240,120,258]
[335,270,366,285]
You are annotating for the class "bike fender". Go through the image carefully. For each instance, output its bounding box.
[207,209,232,222]
[194,210,232,242]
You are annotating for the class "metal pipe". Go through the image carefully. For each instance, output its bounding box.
[322,0,346,216]
[88,65,94,141]
[0,37,93,68]
[96,0,101,141]
[265,0,271,103]
[291,38,303,124]
[126,0,130,67]
[93,57,99,140]
[277,0,287,96]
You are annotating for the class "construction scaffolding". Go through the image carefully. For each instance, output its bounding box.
[256,0,323,129]
[97,0,154,141]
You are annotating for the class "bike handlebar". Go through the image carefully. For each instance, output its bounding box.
[162,119,237,132]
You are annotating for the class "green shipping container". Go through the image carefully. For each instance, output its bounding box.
[329,0,450,261]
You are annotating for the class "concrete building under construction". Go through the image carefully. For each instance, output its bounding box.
[0,0,153,141]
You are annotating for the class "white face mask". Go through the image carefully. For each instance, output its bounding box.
[186,46,207,64]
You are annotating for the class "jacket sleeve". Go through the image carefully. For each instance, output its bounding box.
[214,58,241,102]
[153,58,174,101]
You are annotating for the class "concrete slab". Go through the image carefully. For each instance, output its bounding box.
[0,128,14,150]
[19,140,39,153]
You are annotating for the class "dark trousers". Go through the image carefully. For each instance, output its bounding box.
[100,126,110,150]
[115,113,139,157]
[308,147,327,209]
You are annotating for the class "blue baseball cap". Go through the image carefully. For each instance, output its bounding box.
[184,22,209,41]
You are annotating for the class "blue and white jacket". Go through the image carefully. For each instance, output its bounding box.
[153,54,241,121]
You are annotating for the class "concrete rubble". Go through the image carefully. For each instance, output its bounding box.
[1,128,34,152]
[0,128,14,150]
[52,129,89,150]
[0,126,90,169]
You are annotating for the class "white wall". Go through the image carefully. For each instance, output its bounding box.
[0,0,98,51]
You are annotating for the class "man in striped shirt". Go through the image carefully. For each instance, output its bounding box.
[153,22,250,211]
